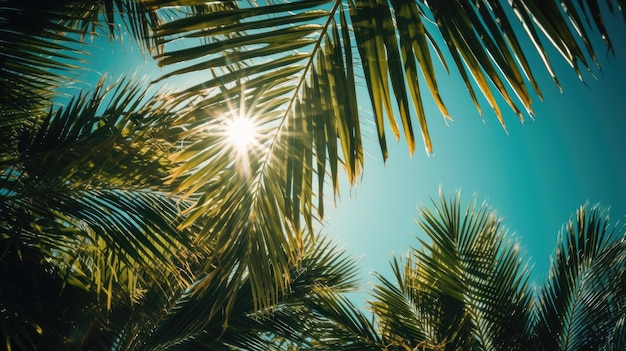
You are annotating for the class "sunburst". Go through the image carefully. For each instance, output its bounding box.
[226,115,258,154]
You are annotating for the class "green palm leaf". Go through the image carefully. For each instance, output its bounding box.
[534,205,626,351]
[1,76,199,313]
[0,0,161,114]
[112,235,360,351]
[368,191,534,350]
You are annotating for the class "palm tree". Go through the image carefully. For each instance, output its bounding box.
[1,0,624,349]
[352,191,626,351]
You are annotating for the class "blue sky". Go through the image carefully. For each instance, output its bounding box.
[324,15,626,298]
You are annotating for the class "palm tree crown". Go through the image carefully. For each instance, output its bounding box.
[335,192,626,351]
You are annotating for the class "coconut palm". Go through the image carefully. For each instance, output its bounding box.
[2,0,625,350]
[354,192,626,351]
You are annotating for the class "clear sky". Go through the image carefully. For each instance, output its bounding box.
[323,14,626,301]
[77,8,626,305]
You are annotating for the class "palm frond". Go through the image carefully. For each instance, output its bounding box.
[534,205,626,351]
[0,0,87,113]
[0,189,202,350]
[368,190,534,350]
[305,289,383,351]
[115,235,361,351]
[369,257,438,350]
[0,0,183,116]
[0,76,202,311]
[8,76,178,189]
[147,0,361,311]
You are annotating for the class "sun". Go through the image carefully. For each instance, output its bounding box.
[225,116,258,153]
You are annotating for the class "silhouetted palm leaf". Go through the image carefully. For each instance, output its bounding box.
[0,76,205,349]
[354,194,626,351]
[0,0,159,113]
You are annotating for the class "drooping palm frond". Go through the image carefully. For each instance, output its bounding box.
[366,191,534,350]
[145,0,624,311]
[147,0,359,311]
[533,205,626,351]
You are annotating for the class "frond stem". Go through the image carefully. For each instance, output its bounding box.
[248,0,342,220]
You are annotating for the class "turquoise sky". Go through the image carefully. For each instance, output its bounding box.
[78,9,626,304]
[324,16,626,299]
